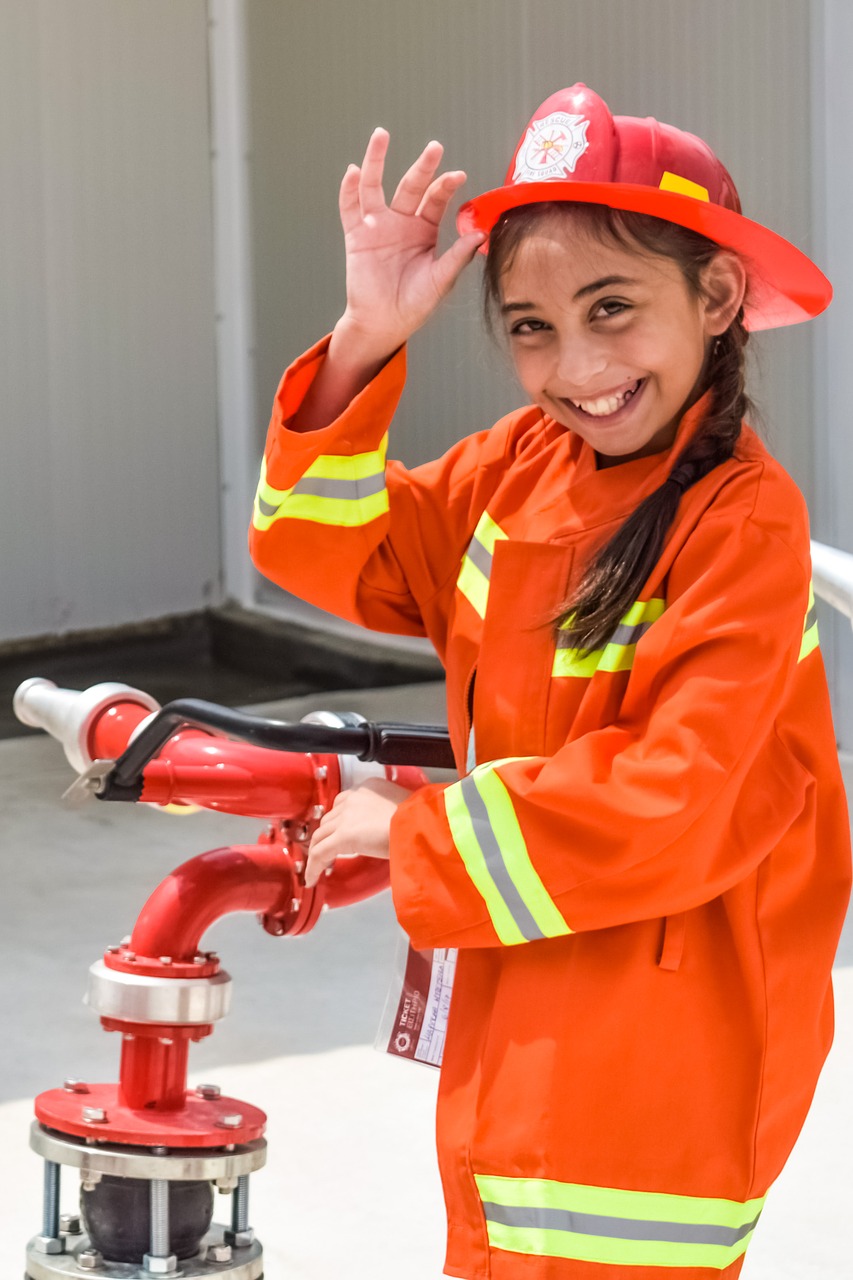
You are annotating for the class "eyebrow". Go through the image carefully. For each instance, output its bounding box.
[500,275,639,314]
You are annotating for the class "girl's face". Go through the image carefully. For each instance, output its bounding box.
[499,220,741,464]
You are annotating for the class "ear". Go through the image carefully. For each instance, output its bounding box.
[700,252,747,335]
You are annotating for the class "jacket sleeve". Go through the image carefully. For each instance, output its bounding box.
[249,334,508,647]
[389,510,818,948]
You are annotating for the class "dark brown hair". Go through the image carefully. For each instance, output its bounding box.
[483,202,751,650]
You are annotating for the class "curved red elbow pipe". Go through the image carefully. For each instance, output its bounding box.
[130,844,296,962]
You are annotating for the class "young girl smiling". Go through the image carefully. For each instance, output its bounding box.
[250,85,851,1279]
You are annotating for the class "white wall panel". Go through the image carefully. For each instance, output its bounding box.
[0,0,220,642]
[247,0,815,493]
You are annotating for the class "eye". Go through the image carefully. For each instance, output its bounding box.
[508,317,550,337]
[592,298,630,319]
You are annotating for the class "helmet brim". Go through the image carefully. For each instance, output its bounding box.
[457,181,831,332]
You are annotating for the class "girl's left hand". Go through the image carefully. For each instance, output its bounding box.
[304,778,412,887]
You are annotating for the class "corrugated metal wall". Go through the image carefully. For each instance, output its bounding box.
[247,0,816,496]
[0,0,220,643]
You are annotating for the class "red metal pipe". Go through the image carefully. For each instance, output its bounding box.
[130,843,297,962]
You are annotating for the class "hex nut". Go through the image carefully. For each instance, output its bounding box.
[60,1213,82,1234]
[215,1176,238,1194]
[206,1243,232,1263]
[225,1227,255,1248]
[64,1078,89,1094]
[82,1106,107,1124]
[78,1248,104,1269]
[33,1235,63,1254]
[196,1083,221,1099]
[217,1113,243,1129]
[142,1254,178,1275]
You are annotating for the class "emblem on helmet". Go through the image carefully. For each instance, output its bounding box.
[512,112,590,182]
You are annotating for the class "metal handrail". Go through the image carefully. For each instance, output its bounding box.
[811,540,853,625]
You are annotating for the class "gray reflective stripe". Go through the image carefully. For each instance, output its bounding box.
[465,536,493,578]
[460,777,545,941]
[291,473,386,501]
[257,496,278,517]
[804,603,818,633]
[555,617,654,651]
[482,1202,762,1248]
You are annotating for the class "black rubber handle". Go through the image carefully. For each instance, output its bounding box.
[97,699,455,801]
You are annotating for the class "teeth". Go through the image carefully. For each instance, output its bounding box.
[573,381,640,417]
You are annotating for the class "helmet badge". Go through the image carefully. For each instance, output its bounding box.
[512,111,591,183]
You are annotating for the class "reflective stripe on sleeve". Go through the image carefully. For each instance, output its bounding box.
[443,760,572,946]
[553,598,666,678]
[799,582,819,662]
[456,511,509,619]
[252,438,389,531]
[475,1174,765,1270]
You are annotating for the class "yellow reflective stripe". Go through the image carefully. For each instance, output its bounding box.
[474,509,509,555]
[476,1174,765,1271]
[456,556,490,620]
[553,598,666,679]
[252,439,389,531]
[456,510,509,619]
[472,766,572,940]
[799,581,819,662]
[443,760,572,945]
[444,781,526,946]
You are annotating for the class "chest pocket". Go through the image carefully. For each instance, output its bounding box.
[456,510,509,620]
[552,597,667,678]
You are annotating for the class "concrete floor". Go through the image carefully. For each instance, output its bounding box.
[1,680,851,1278]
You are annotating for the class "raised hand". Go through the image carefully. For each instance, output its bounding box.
[335,128,486,363]
[290,129,484,433]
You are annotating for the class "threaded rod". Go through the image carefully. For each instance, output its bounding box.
[150,1180,170,1257]
[42,1161,60,1239]
[232,1175,250,1232]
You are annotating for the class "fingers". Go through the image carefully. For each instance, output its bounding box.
[358,127,390,216]
[432,230,488,299]
[390,140,444,215]
[416,169,468,227]
[339,164,362,234]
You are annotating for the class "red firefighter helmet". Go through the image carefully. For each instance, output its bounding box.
[457,84,831,330]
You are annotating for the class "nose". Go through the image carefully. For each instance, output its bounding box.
[555,332,608,389]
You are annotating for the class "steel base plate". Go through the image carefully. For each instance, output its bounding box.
[26,1227,262,1279]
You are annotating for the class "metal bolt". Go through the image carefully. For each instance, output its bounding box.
[193,954,207,965]
[206,951,219,961]
[63,1078,89,1093]
[150,1146,168,1156]
[82,1106,107,1124]
[206,1243,232,1263]
[195,1083,221,1099]
[217,1113,243,1129]
[60,1213,82,1235]
[312,804,325,820]
[124,951,136,961]
[78,1248,104,1269]
[215,1176,238,1194]
[159,956,172,965]
[43,1159,60,1239]
[232,1173,250,1233]
[106,945,120,954]
[315,765,328,780]
[80,1170,102,1190]
[291,897,300,912]
[150,1179,170,1258]
[158,1037,174,1046]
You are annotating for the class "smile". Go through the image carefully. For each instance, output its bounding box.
[567,379,644,418]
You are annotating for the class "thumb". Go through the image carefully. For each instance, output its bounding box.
[432,231,487,299]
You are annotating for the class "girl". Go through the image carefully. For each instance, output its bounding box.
[249,85,851,1279]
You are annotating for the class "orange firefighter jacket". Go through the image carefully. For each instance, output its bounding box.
[249,335,851,1280]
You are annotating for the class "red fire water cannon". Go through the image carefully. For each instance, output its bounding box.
[14,678,453,1279]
